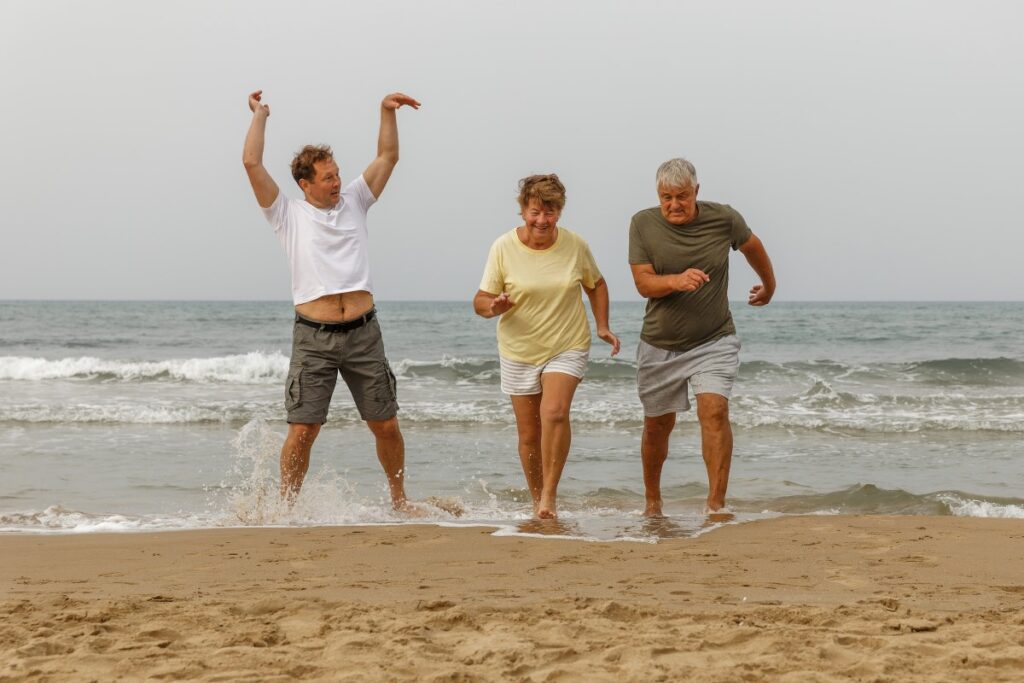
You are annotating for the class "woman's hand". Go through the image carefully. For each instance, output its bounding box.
[490,292,515,316]
[473,290,515,318]
[597,328,621,356]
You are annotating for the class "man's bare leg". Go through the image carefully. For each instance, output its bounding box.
[536,372,580,519]
[641,413,676,517]
[280,423,321,500]
[366,416,409,510]
[510,394,544,513]
[695,393,732,511]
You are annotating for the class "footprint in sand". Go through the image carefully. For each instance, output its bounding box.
[137,627,182,641]
[16,639,75,657]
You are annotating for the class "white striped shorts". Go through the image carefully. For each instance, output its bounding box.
[499,349,590,395]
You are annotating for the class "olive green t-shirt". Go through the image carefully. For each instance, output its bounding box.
[628,202,752,352]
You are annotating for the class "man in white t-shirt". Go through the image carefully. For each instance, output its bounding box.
[242,89,420,509]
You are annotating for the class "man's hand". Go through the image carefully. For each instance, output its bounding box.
[748,283,774,306]
[738,234,776,307]
[248,90,270,117]
[381,92,421,111]
[673,268,710,292]
[490,292,515,316]
[597,328,621,356]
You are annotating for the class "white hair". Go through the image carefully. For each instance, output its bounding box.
[656,158,698,190]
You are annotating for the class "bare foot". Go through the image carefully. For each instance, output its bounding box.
[394,499,429,518]
[518,518,573,536]
[536,495,556,519]
[423,496,465,517]
[703,504,734,524]
[643,499,664,518]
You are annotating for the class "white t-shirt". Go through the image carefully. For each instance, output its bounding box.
[262,175,377,305]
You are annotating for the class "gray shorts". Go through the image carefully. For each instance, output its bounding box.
[285,313,398,424]
[636,334,740,416]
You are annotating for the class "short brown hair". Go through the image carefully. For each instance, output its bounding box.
[517,174,566,211]
[291,144,334,184]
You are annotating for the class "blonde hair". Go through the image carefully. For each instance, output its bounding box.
[517,174,566,211]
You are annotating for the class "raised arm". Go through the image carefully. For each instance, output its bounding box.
[583,278,621,356]
[363,92,421,199]
[739,233,776,306]
[629,264,711,299]
[242,90,280,208]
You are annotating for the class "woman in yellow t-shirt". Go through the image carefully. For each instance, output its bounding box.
[473,174,621,519]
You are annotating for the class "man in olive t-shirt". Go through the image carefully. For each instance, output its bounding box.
[628,158,776,516]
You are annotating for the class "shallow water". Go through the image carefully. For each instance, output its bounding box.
[1,301,1022,540]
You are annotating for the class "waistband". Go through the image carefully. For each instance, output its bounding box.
[295,308,376,333]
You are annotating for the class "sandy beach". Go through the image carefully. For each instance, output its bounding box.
[2,516,1023,682]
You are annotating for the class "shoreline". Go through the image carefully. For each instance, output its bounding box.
[0,514,738,542]
[3,515,1023,681]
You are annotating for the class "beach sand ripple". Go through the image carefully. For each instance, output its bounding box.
[2,516,1023,681]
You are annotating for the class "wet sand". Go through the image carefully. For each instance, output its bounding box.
[2,516,1023,682]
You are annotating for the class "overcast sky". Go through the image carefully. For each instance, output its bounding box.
[2,1,1021,302]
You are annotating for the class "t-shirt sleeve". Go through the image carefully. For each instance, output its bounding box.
[627,214,651,265]
[260,192,289,232]
[729,206,753,250]
[578,239,603,289]
[349,175,379,213]
[478,240,505,295]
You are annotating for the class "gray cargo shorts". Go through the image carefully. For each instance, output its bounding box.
[636,334,740,416]
[285,312,398,424]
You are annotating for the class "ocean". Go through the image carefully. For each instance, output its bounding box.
[1,301,1022,540]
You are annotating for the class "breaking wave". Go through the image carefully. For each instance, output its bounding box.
[753,484,1024,518]
[0,352,289,383]
[3,354,1022,388]
[0,354,635,384]
[1,393,1021,432]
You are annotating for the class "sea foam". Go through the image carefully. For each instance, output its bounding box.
[0,352,289,383]
[940,494,1024,519]
[1,395,1022,432]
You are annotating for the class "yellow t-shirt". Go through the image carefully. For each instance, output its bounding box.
[479,227,603,365]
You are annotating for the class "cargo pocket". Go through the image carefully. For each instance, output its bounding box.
[285,365,303,411]
[366,361,397,406]
[377,360,397,401]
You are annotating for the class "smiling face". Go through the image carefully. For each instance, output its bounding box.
[658,182,700,225]
[520,199,561,243]
[300,160,342,209]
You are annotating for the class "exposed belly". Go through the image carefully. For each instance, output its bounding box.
[294,291,374,322]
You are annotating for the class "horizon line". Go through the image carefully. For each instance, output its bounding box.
[2,299,1023,304]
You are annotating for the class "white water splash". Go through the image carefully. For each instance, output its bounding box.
[939,494,1024,519]
[210,419,469,527]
